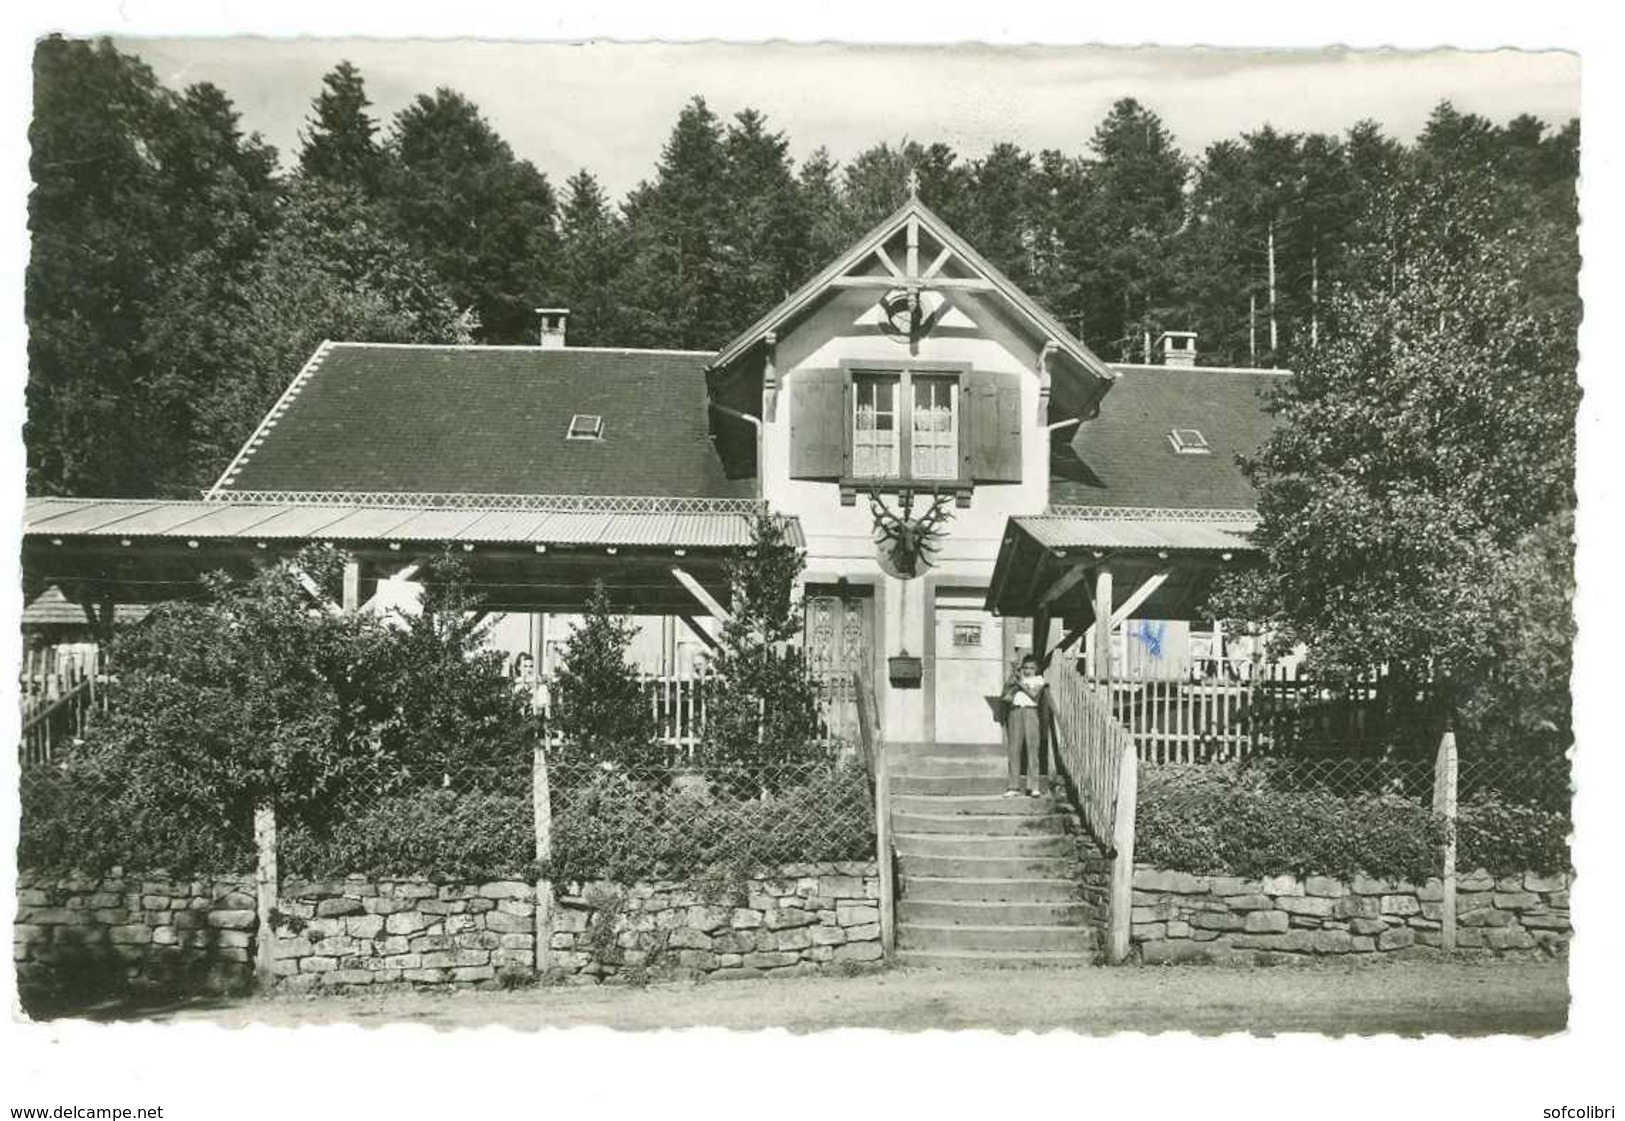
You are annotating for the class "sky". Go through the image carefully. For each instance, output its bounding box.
[112,39,1581,201]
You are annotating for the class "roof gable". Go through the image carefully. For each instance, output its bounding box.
[709,197,1117,394]
[212,343,753,500]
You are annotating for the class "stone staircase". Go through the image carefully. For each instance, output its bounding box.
[890,741,1099,966]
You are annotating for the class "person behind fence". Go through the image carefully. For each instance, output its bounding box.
[1002,655,1050,798]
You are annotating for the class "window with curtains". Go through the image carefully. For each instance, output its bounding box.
[852,374,901,478]
[911,376,959,479]
[850,371,960,481]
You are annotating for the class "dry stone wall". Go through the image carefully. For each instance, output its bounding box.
[15,870,257,997]
[548,861,883,984]
[17,861,884,997]
[271,877,538,990]
[1130,865,1572,964]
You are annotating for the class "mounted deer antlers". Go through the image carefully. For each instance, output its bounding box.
[868,487,955,579]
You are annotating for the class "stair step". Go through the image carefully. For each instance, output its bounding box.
[899,922,1097,953]
[894,833,1071,859]
[896,948,1097,969]
[893,811,1069,836]
[895,742,1007,758]
[897,854,1077,879]
[893,774,1044,796]
[902,875,1085,903]
[890,754,1008,777]
[892,793,1060,817]
[899,899,1092,925]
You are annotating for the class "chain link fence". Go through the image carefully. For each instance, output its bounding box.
[1134,750,1572,882]
[545,756,873,885]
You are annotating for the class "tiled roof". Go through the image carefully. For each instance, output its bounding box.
[1049,365,1286,511]
[23,497,800,550]
[214,343,753,499]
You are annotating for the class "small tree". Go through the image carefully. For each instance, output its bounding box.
[549,582,660,770]
[700,516,824,789]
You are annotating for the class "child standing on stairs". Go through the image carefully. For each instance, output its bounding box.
[1003,655,1050,798]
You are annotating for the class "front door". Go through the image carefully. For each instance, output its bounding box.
[933,590,1006,744]
[803,586,874,743]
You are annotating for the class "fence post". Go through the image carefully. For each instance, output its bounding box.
[876,741,896,958]
[253,801,277,988]
[853,668,895,957]
[1107,745,1138,964]
[533,742,553,976]
[1433,727,1459,952]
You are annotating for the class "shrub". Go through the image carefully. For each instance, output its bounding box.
[278,788,535,880]
[546,761,872,884]
[19,762,252,875]
[548,582,661,770]
[1455,794,1571,876]
[18,548,539,874]
[1135,765,1446,882]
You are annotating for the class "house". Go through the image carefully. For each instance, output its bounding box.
[20,187,1286,749]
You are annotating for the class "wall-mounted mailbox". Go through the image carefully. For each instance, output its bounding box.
[888,654,923,688]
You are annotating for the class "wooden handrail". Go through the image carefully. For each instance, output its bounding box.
[1045,659,1140,964]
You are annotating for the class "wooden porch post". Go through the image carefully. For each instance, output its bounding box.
[341,559,362,615]
[1092,566,1114,682]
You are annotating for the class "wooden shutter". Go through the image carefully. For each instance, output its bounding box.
[789,368,847,480]
[964,370,1022,483]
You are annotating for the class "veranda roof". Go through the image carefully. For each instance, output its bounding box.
[985,507,1260,622]
[23,495,797,614]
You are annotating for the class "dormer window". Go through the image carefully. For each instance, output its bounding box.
[1168,427,1211,455]
[567,414,604,441]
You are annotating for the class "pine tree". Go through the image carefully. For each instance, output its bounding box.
[297,61,384,196]
[382,88,559,344]
[616,96,730,348]
[550,583,660,770]
[556,169,626,347]
[797,146,847,276]
[1072,98,1187,360]
[718,109,808,325]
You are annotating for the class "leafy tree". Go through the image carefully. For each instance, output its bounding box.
[297,60,385,196]
[26,37,280,497]
[1210,213,1579,755]
[382,87,559,343]
[171,179,474,490]
[549,583,660,770]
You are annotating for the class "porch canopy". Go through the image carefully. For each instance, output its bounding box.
[22,494,798,628]
[985,506,1259,674]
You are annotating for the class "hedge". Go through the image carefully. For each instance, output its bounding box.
[545,762,873,884]
[1135,768,1446,882]
[278,789,536,881]
[1455,795,1571,877]
[1135,766,1572,881]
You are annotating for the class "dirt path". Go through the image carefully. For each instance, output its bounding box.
[118,958,1567,1035]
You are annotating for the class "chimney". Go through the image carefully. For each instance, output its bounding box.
[1158,331,1197,368]
[536,307,570,349]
